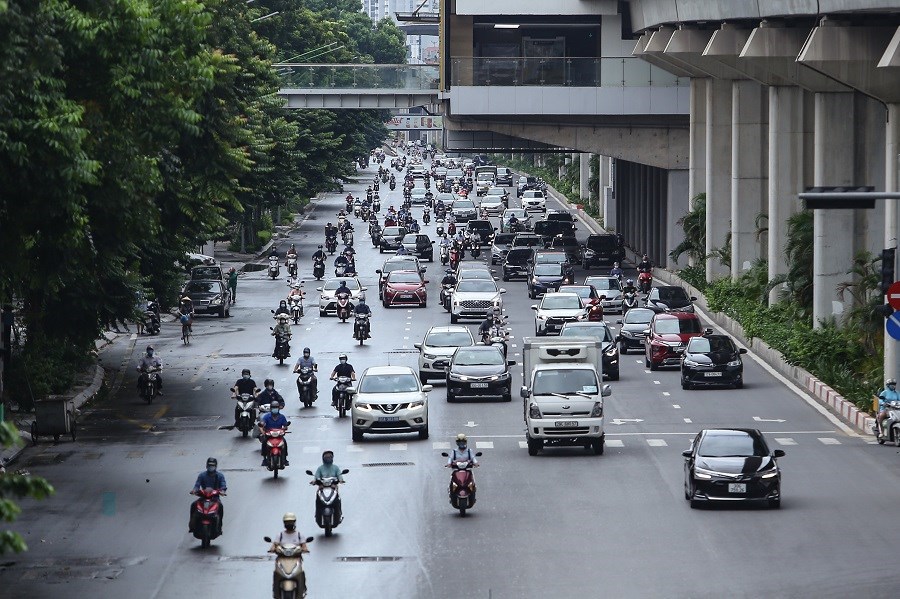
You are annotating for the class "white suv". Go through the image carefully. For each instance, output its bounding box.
[450,279,506,323]
[350,366,432,441]
[415,325,475,383]
[520,190,546,213]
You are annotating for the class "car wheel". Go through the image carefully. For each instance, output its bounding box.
[528,288,535,299]
[503,386,512,402]
[619,343,628,355]
[645,356,651,368]
[225,305,230,318]
[418,424,429,440]
[450,313,458,324]
[446,390,455,402]
[768,497,781,509]
[379,247,384,254]
[592,438,604,455]
[682,379,692,390]
[502,275,509,282]
[419,372,428,384]
[684,479,691,500]
[421,300,427,308]
[319,309,326,317]
[609,369,619,381]
[382,299,389,308]
[526,436,542,456]
[218,306,226,318]
[734,380,744,389]
[689,497,701,509]
[351,427,364,442]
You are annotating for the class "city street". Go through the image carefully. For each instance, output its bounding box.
[3,159,900,599]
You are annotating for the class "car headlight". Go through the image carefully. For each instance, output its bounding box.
[590,401,604,417]
[536,314,546,321]
[408,400,424,409]
[760,469,779,479]
[727,359,742,367]
[423,353,438,360]
[693,468,715,480]
[584,250,595,257]
[683,359,700,367]
[210,295,222,305]
[528,403,541,418]
[355,403,372,411]
[604,346,618,356]
[489,375,499,381]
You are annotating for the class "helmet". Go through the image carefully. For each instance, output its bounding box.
[206,457,217,468]
[456,433,467,445]
[318,245,323,249]
[339,353,348,361]
[626,279,634,286]
[270,400,281,409]
[303,347,311,355]
[182,296,191,302]
[613,262,619,268]
[146,345,154,352]
[888,379,897,386]
[282,512,297,525]
[264,378,275,388]
[241,368,251,376]
[445,268,452,274]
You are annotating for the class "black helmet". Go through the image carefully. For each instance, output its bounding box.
[270,400,282,409]
[206,457,217,468]
[241,368,251,376]
[318,245,323,249]
[264,378,275,388]
[279,300,287,306]
[303,347,311,354]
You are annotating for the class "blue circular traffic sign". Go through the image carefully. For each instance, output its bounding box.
[886,313,900,341]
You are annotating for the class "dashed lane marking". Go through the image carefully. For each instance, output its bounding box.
[475,441,494,449]
[390,443,408,451]
[192,386,202,391]
[647,439,668,447]
[663,392,671,397]
[818,437,841,445]
[672,404,681,409]
[606,440,624,448]
[432,442,451,449]
[775,438,797,446]
[518,441,528,449]
[653,380,660,385]
[683,418,692,424]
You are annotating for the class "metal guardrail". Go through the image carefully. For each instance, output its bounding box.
[450,57,687,87]
[276,64,440,91]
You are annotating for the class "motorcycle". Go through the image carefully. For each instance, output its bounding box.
[440,245,449,266]
[335,292,352,323]
[623,290,638,313]
[469,239,481,259]
[423,209,431,225]
[268,257,280,280]
[586,299,605,322]
[638,268,652,293]
[440,452,483,516]
[448,221,457,236]
[346,197,354,212]
[235,393,257,437]
[190,488,224,548]
[288,295,304,324]
[374,199,381,212]
[332,375,352,418]
[286,257,298,279]
[440,284,454,311]
[483,319,510,357]
[353,201,362,218]
[436,221,445,237]
[143,302,161,335]
[263,535,313,599]
[353,313,371,345]
[389,180,396,191]
[325,235,338,255]
[139,367,160,404]
[271,328,292,365]
[873,400,900,445]
[313,257,325,280]
[297,366,317,408]
[343,228,354,248]
[449,247,460,270]
[263,427,289,478]
[305,469,351,537]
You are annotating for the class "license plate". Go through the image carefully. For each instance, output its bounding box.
[471,382,489,388]
[704,371,723,377]
[555,421,578,427]
[548,324,560,330]
[378,416,400,422]
[401,294,414,299]
[728,483,746,494]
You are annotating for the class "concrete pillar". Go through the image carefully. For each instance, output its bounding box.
[667,170,690,269]
[689,78,708,202]
[767,86,805,304]
[706,78,733,281]
[813,92,856,327]
[579,153,591,202]
[731,80,768,277]
[606,158,617,231]
[885,104,900,383]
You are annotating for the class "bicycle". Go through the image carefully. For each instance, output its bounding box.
[179,313,193,345]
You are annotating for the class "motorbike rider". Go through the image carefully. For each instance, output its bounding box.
[268,247,279,262]
[330,354,357,407]
[190,457,226,534]
[258,400,289,466]
[285,244,298,264]
[231,368,259,425]
[179,296,195,329]
[622,278,638,296]
[333,252,351,274]
[334,280,352,299]
[312,450,345,521]
[446,434,479,467]
[269,513,309,597]
[408,219,420,234]
[272,313,292,339]
[637,254,653,272]
[396,245,410,256]
[477,307,502,341]
[274,299,290,317]
[286,283,304,303]
[353,299,372,339]
[258,379,285,411]
[311,245,327,264]
[610,262,624,279]
[293,347,318,398]
[324,222,337,242]
[506,213,520,230]
[136,345,163,395]
[441,268,457,287]
[876,379,900,437]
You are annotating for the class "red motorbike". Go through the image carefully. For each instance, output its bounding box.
[384,216,397,227]
[264,428,290,479]
[448,221,457,236]
[638,268,653,293]
[441,452,482,516]
[449,247,461,270]
[336,292,352,323]
[586,299,605,321]
[190,488,225,548]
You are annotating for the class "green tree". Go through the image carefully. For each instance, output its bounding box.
[0,421,54,554]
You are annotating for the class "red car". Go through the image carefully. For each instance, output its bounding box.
[382,270,429,308]
[645,312,703,371]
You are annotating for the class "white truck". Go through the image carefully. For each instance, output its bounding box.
[520,337,610,456]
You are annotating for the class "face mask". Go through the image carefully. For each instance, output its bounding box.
[243,375,250,380]
[323,456,333,465]
[266,386,274,391]
[207,466,216,474]
[147,351,154,357]
[340,359,347,364]
[271,408,280,415]
[285,523,295,531]
[457,443,467,450]
[304,353,310,358]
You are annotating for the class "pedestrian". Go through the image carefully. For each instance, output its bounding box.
[228,267,238,304]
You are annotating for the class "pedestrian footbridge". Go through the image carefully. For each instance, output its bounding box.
[276,64,440,109]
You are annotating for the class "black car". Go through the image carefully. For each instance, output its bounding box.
[400,233,435,261]
[379,226,408,253]
[528,263,567,299]
[533,250,575,284]
[646,286,696,313]
[491,232,515,265]
[559,322,620,380]
[546,211,576,227]
[615,307,655,354]
[446,345,514,401]
[502,247,534,281]
[683,429,784,509]
[181,280,231,318]
[512,233,544,249]
[466,220,495,245]
[549,235,581,266]
[581,234,624,268]
[681,333,747,390]
[516,176,539,197]
[533,220,574,245]
[496,167,513,186]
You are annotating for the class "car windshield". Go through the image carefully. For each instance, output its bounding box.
[324,279,360,291]
[697,432,768,458]
[388,271,422,284]
[457,280,497,293]
[425,331,473,347]
[560,286,592,299]
[535,253,567,264]
[438,193,455,202]
[454,348,504,366]
[454,200,475,209]
[532,369,599,395]
[514,236,542,247]
[624,308,655,324]
[505,210,526,219]
[459,269,493,280]
[506,249,533,263]
[541,295,581,310]
[384,260,417,273]
[487,188,505,196]
[184,282,220,294]
[447,170,463,178]
[412,188,427,195]
[192,267,221,279]
[657,287,690,302]
[493,234,514,246]
[586,278,620,291]
[383,227,406,236]
[552,238,578,249]
[533,264,562,276]
[587,236,617,250]
[654,317,702,335]
[523,191,543,198]
[402,234,422,243]
[688,337,735,353]
[468,221,492,231]
[561,325,614,342]
[358,374,419,394]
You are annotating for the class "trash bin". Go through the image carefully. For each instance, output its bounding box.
[31,395,76,444]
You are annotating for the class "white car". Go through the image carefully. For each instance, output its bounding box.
[317,277,367,316]
[532,292,587,336]
[521,190,547,213]
[350,366,432,441]
[584,276,624,314]
[478,191,505,215]
[450,279,506,323]
[411,187,428,205]
[415,325,475,383]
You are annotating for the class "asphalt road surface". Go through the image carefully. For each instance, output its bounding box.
[2,156,899,599]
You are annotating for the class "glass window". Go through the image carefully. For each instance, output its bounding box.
[185,282,220,294]
[560,325,613,342]
[388,271,422,284]
[586,278,620,291]
[324,279,360,290]
[359,374,419,394]
[532,369,599,395]
[697,432,768,458]
[654,317,702,335]
[540,295,582,310]
[454,348,504,366]
[688,337,735,353]
[624,308,654,324]
[657,287,689,301]
[425,332,473,348]
[561,286,592,299]
[457,280,497,293]
[533,264,562,276]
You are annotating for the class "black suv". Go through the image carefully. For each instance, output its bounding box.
[549,235,581,266]
[533,220,574,245]
[646,286,696,313]
[466,220,495,246]
[581,234,624,268]
[502,247,534,281]
[681,333,747,390]
[400,233,435,261]
[516,176,539,197]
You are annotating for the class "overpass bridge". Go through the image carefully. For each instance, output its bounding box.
[276,64,439,109]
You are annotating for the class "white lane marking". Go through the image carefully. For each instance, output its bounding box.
[405,328,410,331]
[635,360,642,364]
[407,310,413,313]
[345,445,364,453]
[683,418,692,424]
[818,437,841,445]
[775,438,797,446]
[518,441,528,449]
[402,345,408,349]
[475,441,494,449]
[130,333,137,340]
[672,404,681,409]
[606,439,625,448]
[647,439,668,447]
[653,380,660,385]
[192,386,202,391]
[644,370,651,374]
[432,442,451,450]
[306,328,312,332]
[390,443,408,451]
[662,392,671,397]
[302,446,321,453]
[753,416,786,423]
[511,344,518,348]
[403,336,409,340]
[514,353,520,356]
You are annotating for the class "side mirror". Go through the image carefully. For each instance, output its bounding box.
[316,287,323,292]
[305,469,314,476]
[531,305,538,310]
[413,343,422,349]
[690,296,697,301]
[270,309,276,314]
[341,468,350,474]
[264,536,273,543]
[616,320,623,325]
[475,452,483,457]
[520,386,530,398]
[601,384,612,397]
[642,329,651,336]
[441,452,449,457]
[361,287,368,291]
[424,280,430,284]
[681,450,692,458]
[422,384,433,392]
[375,269,382,274]
[507,360,517,366]
[499,289,507,294]
[305,536,314,543]
[347,388,357,395]
[739,348,747,354]
[269,327,274,331]
[773,449,785,458]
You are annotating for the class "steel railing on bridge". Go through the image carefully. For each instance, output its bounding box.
[450,57,687,87]
[277,63,439,91]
